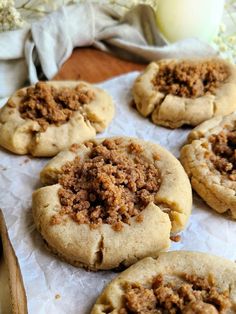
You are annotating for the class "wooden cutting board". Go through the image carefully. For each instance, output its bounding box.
[54,47,147,82]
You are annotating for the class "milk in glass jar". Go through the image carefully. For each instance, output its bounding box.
[156,0,225,42]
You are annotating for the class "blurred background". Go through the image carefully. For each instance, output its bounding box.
[1,0,236,63]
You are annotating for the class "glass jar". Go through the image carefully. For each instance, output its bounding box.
[156,0,225,43]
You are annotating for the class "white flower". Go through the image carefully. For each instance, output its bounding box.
[219,23,226,33]
[0,0,25,31]
[213,0,236,64]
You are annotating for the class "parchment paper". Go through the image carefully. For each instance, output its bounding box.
[0,72,235,314]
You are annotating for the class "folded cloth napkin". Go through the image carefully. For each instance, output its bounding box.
[0,2,217,98]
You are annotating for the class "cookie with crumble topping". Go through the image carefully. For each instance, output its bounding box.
[181,113,236,219]
[132,58,236,128]
[91,251,236,313]
[32,137,192,270]
[0,81,114,157]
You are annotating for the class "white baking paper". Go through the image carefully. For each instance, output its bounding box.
[0,72,235,314]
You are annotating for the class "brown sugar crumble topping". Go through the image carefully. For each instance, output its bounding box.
[119,274,231,314]
[51,139,161,231]
[152,60,229,98]
[170,234,181,243]
[19,81,95,131]
[209,130,236,181]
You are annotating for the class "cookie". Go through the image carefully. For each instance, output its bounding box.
[181,113,236,219]
[91,251,236,313]
[0,81,114,157]
[32,137,192,270]
[132,58,236,128]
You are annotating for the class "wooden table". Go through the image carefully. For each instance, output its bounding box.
[54,47,147,82]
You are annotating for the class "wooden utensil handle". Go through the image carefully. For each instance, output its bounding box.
[0,209,28,314]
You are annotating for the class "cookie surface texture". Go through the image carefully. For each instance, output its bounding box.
[181,113,236,219]
[91,251,236,313]
[132,58,236,128]
[0,81,114,157]
[33,137,192,270]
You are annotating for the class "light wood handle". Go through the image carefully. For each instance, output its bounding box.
[0,209,28,314]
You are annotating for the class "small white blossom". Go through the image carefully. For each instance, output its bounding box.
[219,43,228,52]
[0,0,25,32]
[213,0,236,64]
[228,36,236,44]
[219,23,226,33]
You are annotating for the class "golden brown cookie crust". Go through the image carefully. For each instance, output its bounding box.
[32,137,192,270]
[132,58,236,129]
[0,81,114,157]
[91,251,236,313]
[181,113,236,219]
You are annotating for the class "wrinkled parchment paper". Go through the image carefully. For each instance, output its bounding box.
[0,72,235,314]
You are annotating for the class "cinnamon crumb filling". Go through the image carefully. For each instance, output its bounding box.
[209,130,236,180]
[152,60,229,98]
[51,139,161,231]
[119,274,231,314]
[19,82,95,131]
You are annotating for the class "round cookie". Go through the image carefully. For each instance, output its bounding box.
[91,251,236,313]
[0,81,114,157]
[132,58,236,128]
[181,113,236,219]
[32,137,192,270]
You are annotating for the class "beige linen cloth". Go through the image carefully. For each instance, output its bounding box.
[0,2,216,98]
